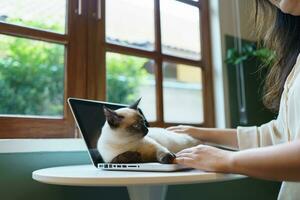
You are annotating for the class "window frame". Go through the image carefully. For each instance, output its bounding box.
[88,0,215,128]
[0,0,87,138]
[0,0,214,138]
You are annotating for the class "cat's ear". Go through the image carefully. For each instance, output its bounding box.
[129,98,141,110]
[103,106,123,128]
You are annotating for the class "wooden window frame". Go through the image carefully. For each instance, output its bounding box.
[0,0,214,138]
[88,0,215,128]
[0,1,87,138]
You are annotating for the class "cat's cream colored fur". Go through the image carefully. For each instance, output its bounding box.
[97,107,201,163]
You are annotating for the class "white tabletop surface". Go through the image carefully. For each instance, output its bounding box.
[32,164,245,187]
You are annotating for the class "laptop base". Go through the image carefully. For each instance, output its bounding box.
[98,162,191,172]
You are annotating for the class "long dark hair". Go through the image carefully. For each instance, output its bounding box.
[255,0,300,112]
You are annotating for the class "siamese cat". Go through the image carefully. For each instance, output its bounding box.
[97,98,201,164]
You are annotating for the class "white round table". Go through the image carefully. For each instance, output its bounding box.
[32,165,245,200]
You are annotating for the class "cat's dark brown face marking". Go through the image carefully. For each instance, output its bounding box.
[125,114,148,136]
[103,98,149,137]
[105,108,148,137]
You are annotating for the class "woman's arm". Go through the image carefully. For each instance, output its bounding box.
[167,126,238,149]
[230,139,300,181]
[175,140,300,181]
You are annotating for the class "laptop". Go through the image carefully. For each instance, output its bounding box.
[68,97,190,172]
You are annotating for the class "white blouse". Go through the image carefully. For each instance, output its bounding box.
[237,53,300,200]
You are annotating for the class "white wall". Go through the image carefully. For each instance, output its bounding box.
[210,0,256,128]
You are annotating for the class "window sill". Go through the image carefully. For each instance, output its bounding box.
[0,138,86,153]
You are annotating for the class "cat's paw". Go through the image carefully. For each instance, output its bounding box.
[158,152,176,164]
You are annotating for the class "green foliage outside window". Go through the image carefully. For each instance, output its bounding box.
[0,19,64,116]
[0,19,146,116]
[106,53,148,105]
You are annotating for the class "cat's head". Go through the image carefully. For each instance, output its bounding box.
[103,98,149,138]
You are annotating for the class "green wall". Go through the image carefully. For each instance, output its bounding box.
[225,35,276,128]
[0,151,281,200]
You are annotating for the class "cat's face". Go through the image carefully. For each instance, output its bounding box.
[103,98,149,138]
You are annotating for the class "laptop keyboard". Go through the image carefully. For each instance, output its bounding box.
[98,164,140,169]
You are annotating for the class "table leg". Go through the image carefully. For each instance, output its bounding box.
[127,185,168,200]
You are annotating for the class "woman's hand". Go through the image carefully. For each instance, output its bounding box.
[167,126,239,149]
[174,144,234,173]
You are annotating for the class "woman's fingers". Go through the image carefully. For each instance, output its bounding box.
[176,148,194,155]
[174,145,233,172]
[175,152,194,158]
[166,125,191,134]
[174,157,194,166]
[166,126,183,131]
[166,126,177,131]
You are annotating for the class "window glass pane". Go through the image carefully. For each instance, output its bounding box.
[163,62,203,123]
[106,52,156,121]
[0,34,65,116]
[106,0,155,50]
[161,0,201,60]
[0,0,67,34]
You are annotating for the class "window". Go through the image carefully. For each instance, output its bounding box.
[98,0,214,127]
[0,0,86,138]
[0,0,214,138]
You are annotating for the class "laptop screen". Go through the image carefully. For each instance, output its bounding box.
[68,98,126,166]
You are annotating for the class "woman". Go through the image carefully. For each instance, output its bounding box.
[167,0,300,199]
